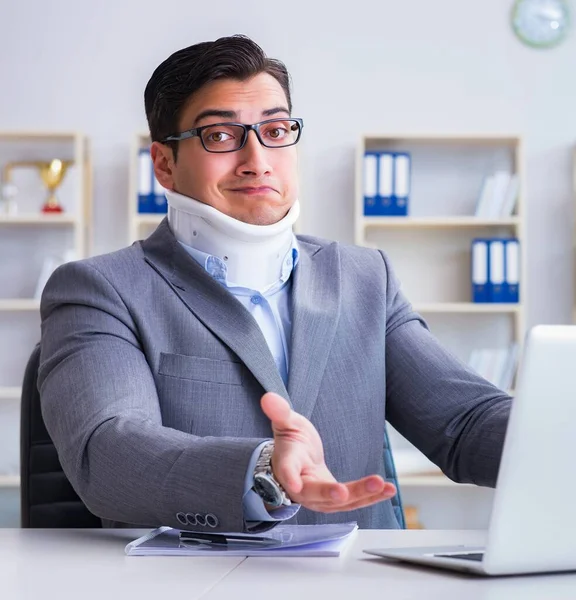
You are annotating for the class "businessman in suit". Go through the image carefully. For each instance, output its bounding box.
[39,35,511,532]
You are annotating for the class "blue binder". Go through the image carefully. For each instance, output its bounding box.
[363,152,379,215]
[137,149,154,213]
[489,239,506,303]
[392,152,410,216]
[503,239,520,303]
[153,176,167,213]
[471,238,490,303]
[377,152,394,215]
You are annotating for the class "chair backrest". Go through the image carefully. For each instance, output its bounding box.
[383,427,406,529]
[20,344,102,528]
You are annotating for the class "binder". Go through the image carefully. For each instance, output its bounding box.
[138,149,154,213]
[472,239,490,303]
[153,176,167,213]
[363,152,379,215]
[392,152,410,216]
[489,239,506,303]
[504,239,520,303]
[377,152,394,215]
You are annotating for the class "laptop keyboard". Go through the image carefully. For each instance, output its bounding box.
[435,552,485,562]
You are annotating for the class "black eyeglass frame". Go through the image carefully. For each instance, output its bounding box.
[161,117,304,153]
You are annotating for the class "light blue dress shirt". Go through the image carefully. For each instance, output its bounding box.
[179,237,301,526]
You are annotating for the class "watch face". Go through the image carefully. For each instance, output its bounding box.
[511,0,571,48]
[254,473,283,507]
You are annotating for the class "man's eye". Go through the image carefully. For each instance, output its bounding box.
[268,128,287,139]
[208,131,233,142]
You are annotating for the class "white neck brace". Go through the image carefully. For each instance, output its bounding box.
[166,189,300,292]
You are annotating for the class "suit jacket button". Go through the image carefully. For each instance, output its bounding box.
[206,513,219,528]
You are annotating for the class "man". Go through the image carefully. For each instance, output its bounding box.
[38,35,511,532]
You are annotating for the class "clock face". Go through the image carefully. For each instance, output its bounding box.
[511,0,571,48]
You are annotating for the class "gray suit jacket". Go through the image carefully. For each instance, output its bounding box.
[38,219,511,531]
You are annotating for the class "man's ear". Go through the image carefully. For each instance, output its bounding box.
[150,141,175,190]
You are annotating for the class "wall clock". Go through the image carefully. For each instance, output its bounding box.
[511,0,571,48]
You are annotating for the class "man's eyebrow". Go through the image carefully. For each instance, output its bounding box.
[261,106,290,117]
[193,109,237,126]
[193,106,290,126]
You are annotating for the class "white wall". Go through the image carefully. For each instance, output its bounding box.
[1,0,575,326]
[1,0,575,526]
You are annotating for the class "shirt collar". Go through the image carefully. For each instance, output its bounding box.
[179,235,300,292]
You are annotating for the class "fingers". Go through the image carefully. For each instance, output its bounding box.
[260,392,292,429]
[311,485,396,513]
[294,476,396,513]
[293,480,349,504]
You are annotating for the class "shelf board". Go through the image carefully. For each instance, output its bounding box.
[0,213,78,225]
[0,299,40,311]
[363,133,520,145]
[134,214,166,225]
[0,387,22,400]
[398,474,474,487]
[0,387,21,399]
[0,131,79,140]
[413,302,521,314]
[361,216,520,228]
[0,475,20,488]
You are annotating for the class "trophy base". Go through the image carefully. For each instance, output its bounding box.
[41,204,64,214]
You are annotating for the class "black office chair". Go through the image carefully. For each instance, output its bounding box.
[20,344,101,528]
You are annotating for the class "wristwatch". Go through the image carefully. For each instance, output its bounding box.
[253,442,292,508]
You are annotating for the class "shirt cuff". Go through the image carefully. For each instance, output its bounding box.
[243,441,301,524]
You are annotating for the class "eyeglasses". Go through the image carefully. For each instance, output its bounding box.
[161,117,304,153]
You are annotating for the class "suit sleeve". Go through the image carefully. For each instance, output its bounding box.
[39,260,269,531]
[380,250,511,487]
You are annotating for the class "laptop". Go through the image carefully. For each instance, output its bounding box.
[364,325,576,576]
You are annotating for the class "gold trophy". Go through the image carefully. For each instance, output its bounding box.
[1,158,74,214]
[37,159,73,213]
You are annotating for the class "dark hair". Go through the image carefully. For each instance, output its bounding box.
[144,34,292,160]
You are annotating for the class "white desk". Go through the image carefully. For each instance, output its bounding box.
[0,528,243,600]
[2,529,576,600]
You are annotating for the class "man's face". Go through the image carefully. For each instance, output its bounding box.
[151,73,299,226]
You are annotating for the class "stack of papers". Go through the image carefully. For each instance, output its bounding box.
[126,522,358,557]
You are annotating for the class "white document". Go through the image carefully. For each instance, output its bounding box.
[488,171,511,218]
[126,523,358,557]
[475,175,495,217]
[500,174,519,217]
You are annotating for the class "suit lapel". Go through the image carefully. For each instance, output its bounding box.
[288,239,341,419]
[141,219,289,400]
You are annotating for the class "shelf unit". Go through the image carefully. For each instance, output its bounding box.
[356,133,526,357]
[0,131,92,489]
[356,134,526,492]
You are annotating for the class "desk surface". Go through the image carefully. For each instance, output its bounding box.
[2,529,576,600]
